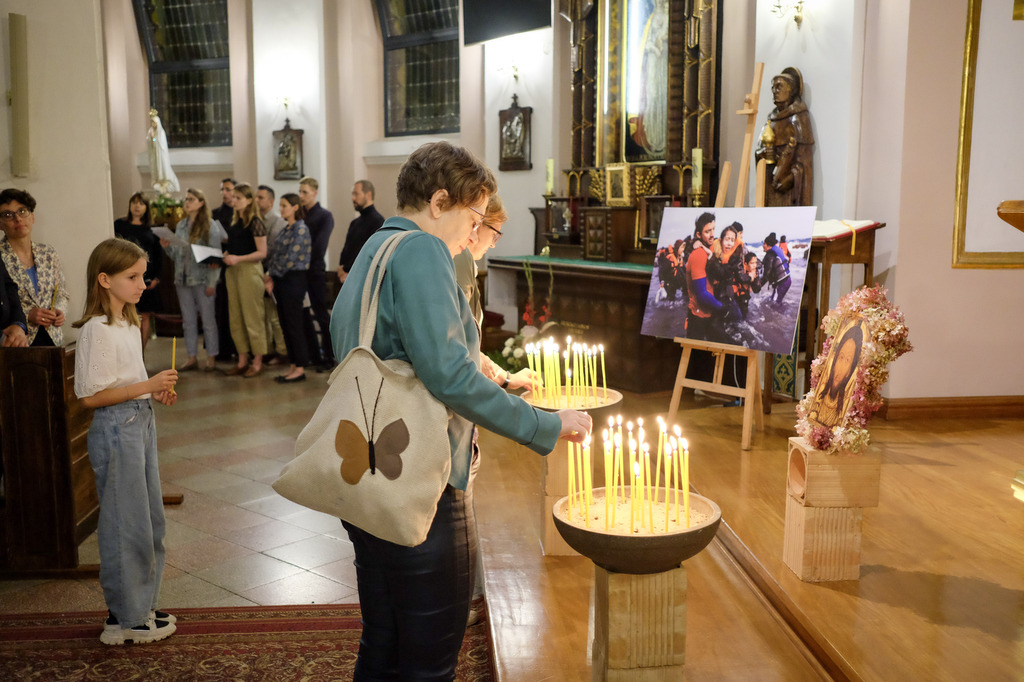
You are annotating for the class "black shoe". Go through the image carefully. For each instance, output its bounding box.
[316,359,337,373]
[275,374,307,383]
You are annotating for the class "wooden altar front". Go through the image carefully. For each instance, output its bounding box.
[487,256,679,393]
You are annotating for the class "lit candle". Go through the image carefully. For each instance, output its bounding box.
[612,431,623,523]
[567,441,576,521]
[563,350,570,409]
[692,148,703,193]
[600,345,607,399]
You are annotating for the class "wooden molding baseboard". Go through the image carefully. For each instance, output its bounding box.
[881,396,1024,420]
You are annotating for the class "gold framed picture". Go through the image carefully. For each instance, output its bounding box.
[605,163,631,206]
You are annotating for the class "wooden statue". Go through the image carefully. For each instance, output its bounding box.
[755,67,814,207]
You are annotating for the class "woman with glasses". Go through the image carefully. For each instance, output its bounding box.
[114,192,164,352]
[0,188,70,346]
[159,188,226,371]
[328,142,591,680]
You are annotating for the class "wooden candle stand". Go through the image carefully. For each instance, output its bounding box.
[593,565,688,681]
[782,436,880,581]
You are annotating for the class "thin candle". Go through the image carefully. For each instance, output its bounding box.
[582,436,592,527]
[665,451,673,529]
[171,337,177,395]
[603,430,611,531]
[674,426,683,523]
[567,441,576,521]
[599,344,607,399]
[683,438,690,528]
[643,443,653,531]
[631,461,639,534]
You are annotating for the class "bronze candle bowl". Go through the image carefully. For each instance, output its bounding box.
[552,487,721,575]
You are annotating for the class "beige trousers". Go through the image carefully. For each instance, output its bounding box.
[225,261,268,356]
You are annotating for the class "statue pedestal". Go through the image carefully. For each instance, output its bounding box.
[593,565,687,681]
[782,436,881,581]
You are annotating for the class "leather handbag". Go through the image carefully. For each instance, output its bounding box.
[273,231,453,546]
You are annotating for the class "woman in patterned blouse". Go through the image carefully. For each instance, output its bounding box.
[0,188,70,346]
[264,193,312,383]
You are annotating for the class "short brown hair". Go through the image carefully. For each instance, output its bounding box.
[299,177,319,191]
[395,142,495,213]
[484,194,508,227]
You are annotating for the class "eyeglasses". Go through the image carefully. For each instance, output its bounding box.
[478,223,503,244]
[467,205,485,229]
[0,207,31,222]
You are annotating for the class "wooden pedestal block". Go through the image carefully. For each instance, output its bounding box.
[783,495,864,581]
[787,437,880,507]
[783,437,881,581]
[592,565,687,681]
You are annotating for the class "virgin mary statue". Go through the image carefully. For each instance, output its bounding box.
[147,108,179,194]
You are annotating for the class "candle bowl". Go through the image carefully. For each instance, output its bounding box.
[522,387,623,412]
[552,488,721,575]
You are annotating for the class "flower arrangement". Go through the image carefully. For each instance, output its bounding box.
[489,261,557,374]
[795,285,912,454]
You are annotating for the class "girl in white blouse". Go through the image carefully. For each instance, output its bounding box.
[73,238,179,646]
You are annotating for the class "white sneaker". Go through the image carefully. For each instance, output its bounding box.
[100,617,176,645]
[151,609,176,625]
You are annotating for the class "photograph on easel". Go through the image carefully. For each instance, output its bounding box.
[641,206,816,354]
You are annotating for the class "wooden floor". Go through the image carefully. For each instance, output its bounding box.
[1,337,1021,680]
[475,390,1024,681]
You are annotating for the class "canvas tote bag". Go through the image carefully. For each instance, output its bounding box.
[273,231,452,546]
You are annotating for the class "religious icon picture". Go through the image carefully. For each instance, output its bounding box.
[273,119,303,181]
[640,206,816,355]
[623,0,670,163]
[805,314,869,430]
[499,95,532,171]
[606,163,631,207]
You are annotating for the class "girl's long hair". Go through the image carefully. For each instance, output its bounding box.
[186,188,212,244]
[125,192,152,227]
[72,238,147,328]
[231,182,261,229]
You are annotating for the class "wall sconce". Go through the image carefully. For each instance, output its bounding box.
[771,0,804,28]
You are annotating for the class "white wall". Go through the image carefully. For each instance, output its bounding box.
[0,0,114,339]
[251,0,325,203]
[482,28,555,260]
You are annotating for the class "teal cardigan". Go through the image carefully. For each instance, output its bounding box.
[329,217,561,490]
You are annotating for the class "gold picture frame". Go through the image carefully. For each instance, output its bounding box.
[953,0,1024,268]
[605,163,631,206]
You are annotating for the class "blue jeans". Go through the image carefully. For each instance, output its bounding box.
[343,458,478,682]
[175,282,219,358]
[88,399,166,628]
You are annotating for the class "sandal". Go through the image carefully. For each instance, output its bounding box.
[180,359,199,372]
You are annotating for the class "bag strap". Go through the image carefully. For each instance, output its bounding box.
[357,230,412,348]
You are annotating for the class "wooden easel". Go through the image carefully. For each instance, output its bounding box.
[666,63,767,451]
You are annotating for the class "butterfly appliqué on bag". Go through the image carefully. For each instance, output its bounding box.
[335,376,410,484]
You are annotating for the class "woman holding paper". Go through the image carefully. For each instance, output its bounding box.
[160,188,225,371]
[0,188,70,346]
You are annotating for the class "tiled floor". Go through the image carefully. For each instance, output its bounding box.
[0,340,360,614]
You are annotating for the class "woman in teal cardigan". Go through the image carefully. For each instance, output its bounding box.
[329,142,591,680]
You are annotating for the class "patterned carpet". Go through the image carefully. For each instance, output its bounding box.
[0,601,494,681]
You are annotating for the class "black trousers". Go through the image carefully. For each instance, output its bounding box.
[273,271,311,368]
[342,467,477,682]
[306,267,334,363]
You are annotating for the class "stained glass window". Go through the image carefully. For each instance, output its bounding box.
[132,0,232,147]
[376,0,460,136]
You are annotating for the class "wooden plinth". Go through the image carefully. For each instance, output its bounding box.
[783,437,880,582]
[593,565,687,681]
[540,440,578,556]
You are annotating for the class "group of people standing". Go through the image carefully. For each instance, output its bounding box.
[655,211,794,342]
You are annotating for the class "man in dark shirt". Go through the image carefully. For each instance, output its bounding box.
[211,177,236,229]
[211,177,236,360]
[336,180,384,285]
[298,176,335,368]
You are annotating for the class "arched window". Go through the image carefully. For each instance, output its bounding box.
[375,0,460,136]
[132,0,232,147]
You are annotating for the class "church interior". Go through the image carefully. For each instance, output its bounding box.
[0,1,1022,680]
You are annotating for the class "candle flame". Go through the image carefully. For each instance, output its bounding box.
[682,438,689,450]
[616,415,623,426]
[673,425,682,437]
[633,462,640,477]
